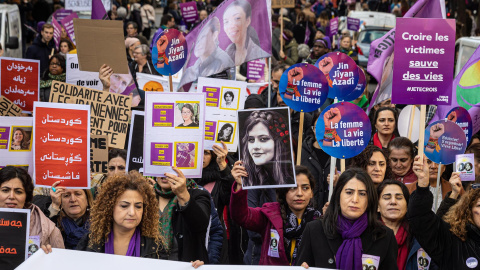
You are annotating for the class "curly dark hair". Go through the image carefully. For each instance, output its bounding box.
[444,188,480,241]
[88,171,164,251]
[0,166,34,207]
[349,145,394,183]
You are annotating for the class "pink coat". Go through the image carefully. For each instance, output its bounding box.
[229,184,289,265]
[29,204,65,248]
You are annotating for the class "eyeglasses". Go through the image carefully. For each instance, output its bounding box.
[132,52,143,55]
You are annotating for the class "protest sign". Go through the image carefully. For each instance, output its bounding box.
[66,54,103,90]
[456,153,475,181]
[315,52,360,101]
[0,209,30,270]
[53,9,74,21]
[152,28,187,76]
[329,17,339,37]
[0,96,22,116]
[136,73,182,92]
[445,107,472,144]
[347,17,360,31]
[66,0,111,12]
[143,92,206,177]
[60,13,79,45]
[392,18,455,105]
[316,102,371,159]
[0,117,34,175]
[272,0,294,8]
[247,59,266,82]
[52,18,62,50]
[90,135,108,173]
[126,111,145,173]
[34,102,90,188]
[179,2,198,24]
[398,105,421,143]
[0,58,40,112]
[74,19,129,74]
[180,0,272,88]
[49,81,132,148]
[237,107,296,189]
[197,77,247,152]
[424,120,466,165]
[279,63,329,112]
[343,67,366,102]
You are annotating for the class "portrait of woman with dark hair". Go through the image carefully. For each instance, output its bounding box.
[10,127,32,151]
[176,103,199,128]
[217,123,234,143]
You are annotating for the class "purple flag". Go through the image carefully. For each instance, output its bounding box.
[179,0,272,88]
[52,18,62,50]
[60,13,79,45]
[92,0,109,20]
[179,2,198,24]
[366,0,446,112]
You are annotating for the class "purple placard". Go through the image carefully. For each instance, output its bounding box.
[152,103,175,127]
[456,154,475,181]
[247,59,266,82]
[53,9,74,22]
[179,2,198,24]
[151,142,173,166]
[60,13,79,45]
[52,18,61,50]
[203,86,220,107]
[347,17,360,32]
[329,17,339,37]
[392,18,455,105]
[0,126,10,150]
[205,121,217,141]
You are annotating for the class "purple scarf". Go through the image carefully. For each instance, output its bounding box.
[336,213,368,270]
[105,228,141,257]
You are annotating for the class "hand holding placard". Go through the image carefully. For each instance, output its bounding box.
[232,160,247,192]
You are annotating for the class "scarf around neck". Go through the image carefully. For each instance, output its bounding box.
[40,73,66,88]
[336,213,368,270]
[283,207,321,265]
[61,216,90,249]
[105,227,141,257]
[373,132,394,149]
[395,222,409,270]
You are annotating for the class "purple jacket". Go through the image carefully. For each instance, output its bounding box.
[230,184,289,265]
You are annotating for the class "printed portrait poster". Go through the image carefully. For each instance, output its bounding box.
[0,58,40,112]
[179,0,272,88]
[0,208,30,270]
[445,106,473,144]
[34,102,91,188]
[0,96,22,116]
[424,120,467,165]
[316,102,371,159]
[237,107,296,189]
[392,18,455,105]
[126,111,145,173]
[197,77,247,152]
[143,92,206,178]
[456,153,475,181]
[0,117,34,175]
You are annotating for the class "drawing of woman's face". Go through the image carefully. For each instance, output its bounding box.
[247,123,274,165]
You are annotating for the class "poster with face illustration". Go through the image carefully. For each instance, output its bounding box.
[237,107,296,189]
[424,120,467,165]
[445,106,473,144]
[143,92,205,178]
[0,117,34,176]
[197,77,247,152]
[152,28,187,76]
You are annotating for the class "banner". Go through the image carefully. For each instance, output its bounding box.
[0,117,34,175]
[0,209,30,270]
[197,77,246,152]
[0,58,40,112]
[90,135,108,173]
[180,0,272,87]
[34,102,90,188]
[49,81,132,148]
[65,0,111,12]
[52,18,62,50]
[0,96,22,116]
[126,111,144,173]
[143,92,206,178]
[392,18,455,105]
[66,54,103,90]
[179,2,198,24]
[60,13,79,45]
[92,0,109,20]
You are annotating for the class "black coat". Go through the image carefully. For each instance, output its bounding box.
[296,219,398,269]
[26,35,56,75]
[76,233,167,259]
[408,185,480,269]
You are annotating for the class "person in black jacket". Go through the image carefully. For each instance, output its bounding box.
[296,168,398,269]
[408,155,480,269]
[26,24,57,75]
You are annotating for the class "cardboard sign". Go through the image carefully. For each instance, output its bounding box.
[347,17,360,31]
[456,153,475,181]
[392,18,455,105]
[66,54,103,90]
[0,209,30,270]
[74,19,129,74]
[446,106,473,144]
[34,102,91,188]
[90,135,108,173]
[0,96,22,116]
[0,117,34,175]
[0,58,40,112]
[316,102,371,159]
[65,0,111,12]
[49,81,132,148]
[152,28,187,76]
[126,111,145,173]
[60,13,79,45]
[279,63,329,112]
[424,120,467,165]
[271,0,294,9]
[179,2,198,24]
[143,92,206,178]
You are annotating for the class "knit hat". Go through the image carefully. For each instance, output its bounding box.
[125,37,140,49]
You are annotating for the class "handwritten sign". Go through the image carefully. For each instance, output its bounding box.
[34,102,90,188]
[0,208,30,270]
[90,135,108,173]
[0,96,22,116]
[0,58,40,112]
[49,81,132,148]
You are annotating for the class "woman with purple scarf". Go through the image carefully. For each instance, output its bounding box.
[296,168,398,269]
